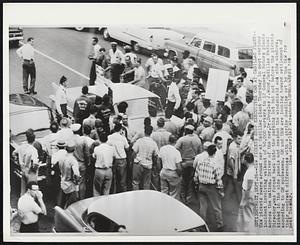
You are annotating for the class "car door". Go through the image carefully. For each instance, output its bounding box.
[198,40,217,75]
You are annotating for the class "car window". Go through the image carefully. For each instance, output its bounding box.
[203,41,216,53]
[238,48,253,60]
[87,213,119,232]
[190,37,202,48]
[218,45,230,58]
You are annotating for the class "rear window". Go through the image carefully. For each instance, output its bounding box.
[190,37,202,48]
[203,41,216,53]
[238,49,253,60]
[218,45,230,58]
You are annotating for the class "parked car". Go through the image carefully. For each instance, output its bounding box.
[9,27,24,46]
[164,32,253,79]
[49,80,165,132]
[53,190,209,233]
[9,93,56,192]
[101,26,186,56]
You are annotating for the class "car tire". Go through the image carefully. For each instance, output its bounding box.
[103,28,111,41]
[131,42,140,53]
[74,27,85,31]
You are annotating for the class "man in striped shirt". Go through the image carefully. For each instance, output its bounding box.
[193,144,224,231]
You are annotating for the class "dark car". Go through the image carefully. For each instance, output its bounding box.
[9,27,24,46]
[54,190,209,234]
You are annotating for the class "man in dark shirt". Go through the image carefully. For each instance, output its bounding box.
[98,94,112,135]
[73,86,92,125]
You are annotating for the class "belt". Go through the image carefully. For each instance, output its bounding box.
[95,167,111,170]
[163,168,177,171]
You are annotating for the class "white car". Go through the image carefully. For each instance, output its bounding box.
[102,26,186,56]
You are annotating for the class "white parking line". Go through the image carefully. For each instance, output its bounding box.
[20,41,89,80]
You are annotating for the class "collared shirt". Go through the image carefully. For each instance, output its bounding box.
[16,43,34,61]
[237,86,247,104]
[91,43,101,60]
[109,48,124,64]
[167,82,181,110]
[227,141,241,178]
[56,128,74,144]
[55,85,68,115]
[193,151,223,187]
[212,130,232,155]
[159,145,182,170]
[199,126,215,143]
[175,134,203,160]
[132,136,159,169]
[93,143,116,168]
[17,193,41,224]
[13,143,39,169]
[215,149,225,177]
[150,128,171,150]
[232,110,250,133]
[107,132,129,159]
[41,133,58,157]
[187,64,198,80]
[59,153,80,194]
[145,58,164,78]
[83,115,97,130]
[125,52,137,64]
[51,149,67,166]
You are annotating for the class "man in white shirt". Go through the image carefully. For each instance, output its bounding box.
[187,56,199,81]
[82,105,97,130]
[145,53,165,87]
[107,123,129,193]
[212,120,233,156]
[13,129,39,195]
[236,77,247,105]
[213,136,225,177]
[124,45,137,64]
[56,117,73,144]
[16,37,37,94]
[88,37,101,85]
[159,135,182,200]
[55,76,68,118]
[109,42,125,83]
[17,181,47,232]
[93,132,116,196]
[166,78,181,117]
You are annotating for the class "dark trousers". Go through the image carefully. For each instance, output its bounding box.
[198,183,223,229]
[60,104,68,117]
[20,222,39,233]
[180,165,194,205]
[57,190,78,209]
[223,175,242,213]
[22,60,36,92]
[110,158,127,193]
[89,61,96,85]
[166,101,175,116]
[110,63,124,83]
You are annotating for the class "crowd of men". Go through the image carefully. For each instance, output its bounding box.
[13,36,255,233]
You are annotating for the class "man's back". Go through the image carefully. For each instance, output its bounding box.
[175,134,203,160]
[151,129,171,150]
[133,137,158,167]
[73,95,92,121]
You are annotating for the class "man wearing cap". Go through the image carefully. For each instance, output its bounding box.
[17,181,47,232]
[93,132,116,196]
[70,123,90,200]
[199,116,215,143]
[107,123,129,193]
[55,75,69,119]
[159,134,182,200]
[73,86,92,125]
[88,37,101,85]
[58,141,80,209]
[109,42,125,83]
[13,129,39,195]
[193,144,224,231]
[132,126,159,190]
[175,124,203,204]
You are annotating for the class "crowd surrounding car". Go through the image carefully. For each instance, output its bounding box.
[54,190,209,233]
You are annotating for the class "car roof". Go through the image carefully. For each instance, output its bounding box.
[65,83,159,105]
[86,190,206,234]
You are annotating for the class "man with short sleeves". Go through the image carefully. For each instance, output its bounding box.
[93,132,116,196]
[107,123,129,193]
[212,119,233,157]
[88,37,101,85]
[187,56,198,81]
[145,53,165,88]
[132,126,159,190]
[159,135,182,200]
[165,78,181,117]
[17,181,47,232]
[199,116,215,143]
[82,105,98,130]
[109,42,125,83]
[16,37,37,94]
[55,75,69,119]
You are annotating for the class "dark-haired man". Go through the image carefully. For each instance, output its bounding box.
[55,75,68,119]
[17,181,47,232]
[16,37,37,94]
[88,37,101,85]
[73,86,92,125]
[187,56,198,81]
[83,105,98,130]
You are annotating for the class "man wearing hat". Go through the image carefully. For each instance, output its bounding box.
[199,116,215,143]
[109,42,125,83]
[193,144,224,231]
[175,124,203,205]
[51,139,67,203]
[58,141,80,209]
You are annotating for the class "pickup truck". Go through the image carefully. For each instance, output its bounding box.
[164,32,253,79]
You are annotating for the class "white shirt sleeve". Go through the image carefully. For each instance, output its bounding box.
[174,85,181,110]
[16,46,23,59]
[55,88,63,115]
